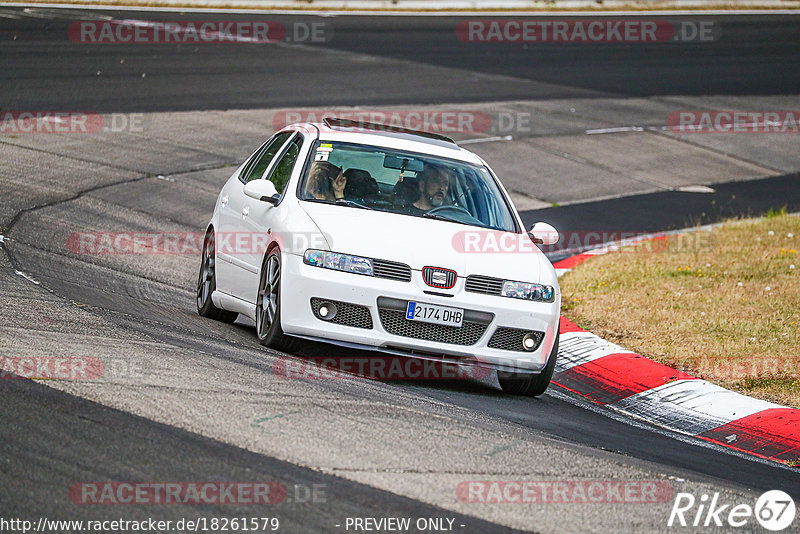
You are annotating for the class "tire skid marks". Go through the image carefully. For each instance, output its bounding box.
[698,409,800,462]
[613,379,782,436]
[553,351,695,405]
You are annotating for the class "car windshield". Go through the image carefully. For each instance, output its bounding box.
[299,141,518,232]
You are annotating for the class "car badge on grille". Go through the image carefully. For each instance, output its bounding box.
[422,266,457,289]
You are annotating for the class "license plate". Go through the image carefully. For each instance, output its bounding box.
[405,301,464,327]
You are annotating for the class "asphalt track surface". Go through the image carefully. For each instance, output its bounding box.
[0,11,799,112]
[0,377,525,532]
[2,7,800,532]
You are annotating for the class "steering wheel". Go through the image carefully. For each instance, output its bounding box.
[427,205,473,217]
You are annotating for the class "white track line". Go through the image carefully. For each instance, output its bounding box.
[459,135,513,145]
[2,3,799,16]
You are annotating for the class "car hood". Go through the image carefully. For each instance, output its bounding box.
[298,201,550,283]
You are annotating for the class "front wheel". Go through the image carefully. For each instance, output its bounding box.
[255,249,300,353]
[498,331,559,397]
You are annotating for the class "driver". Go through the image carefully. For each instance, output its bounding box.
[411,163,451,212]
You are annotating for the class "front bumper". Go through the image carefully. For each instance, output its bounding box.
[279,252,560,373]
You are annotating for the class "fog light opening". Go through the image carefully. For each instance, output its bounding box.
[522,334,537,351]
[317,302,337,321]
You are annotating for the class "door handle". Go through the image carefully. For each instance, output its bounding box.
[242,206,250,219]
[221,195,229,208]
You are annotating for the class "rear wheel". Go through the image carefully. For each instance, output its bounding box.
[498,331,559,397]
[196,231,238,324]
[256,249,300,353]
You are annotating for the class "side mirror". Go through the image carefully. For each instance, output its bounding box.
[244,179,280,205]
[529,222,559,245]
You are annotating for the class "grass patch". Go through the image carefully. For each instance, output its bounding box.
[560,213,800,408]
[767,205,789,218]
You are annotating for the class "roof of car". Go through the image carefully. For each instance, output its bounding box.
[286,121,485,165]
[323,118,457,144]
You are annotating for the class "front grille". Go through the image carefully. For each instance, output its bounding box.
[488,327,544,352]
[376,297,492,346]
[465,275,504,295]
[422,266,457,289]
[373,259,412,282]
[311,298,373,329]
[378,309,487,345]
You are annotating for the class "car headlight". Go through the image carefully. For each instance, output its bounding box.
[303,249,373,276]
[501,280,555,303]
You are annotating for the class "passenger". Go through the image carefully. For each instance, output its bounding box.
[305,161,346,201]
[343,168,380,202]
[411,163,451,212]
[392,176,420,209]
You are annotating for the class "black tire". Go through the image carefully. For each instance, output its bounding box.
[196,231,239,324]
[255,248,300,353]
[498,331,559,397]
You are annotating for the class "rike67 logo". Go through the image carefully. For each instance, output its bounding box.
[668,490,795,531]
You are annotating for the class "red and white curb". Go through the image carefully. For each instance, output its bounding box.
[551,245,800,467]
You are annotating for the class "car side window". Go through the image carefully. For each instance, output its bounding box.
[240,132,292,184]
[266,136,303,195]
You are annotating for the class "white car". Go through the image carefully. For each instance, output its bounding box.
[197,118,561,396]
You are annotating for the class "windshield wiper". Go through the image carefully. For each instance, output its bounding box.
[421,212,471,226]
[303,198,373,210]
[421,212,510,231]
